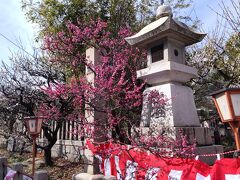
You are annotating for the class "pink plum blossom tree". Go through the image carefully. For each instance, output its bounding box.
[40,18,195,166]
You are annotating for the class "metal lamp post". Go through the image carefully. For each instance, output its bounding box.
[24,116,45,177]
[210,88,240,150]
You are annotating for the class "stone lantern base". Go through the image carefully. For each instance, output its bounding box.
[138,81,224,164]
[137,127,223,165]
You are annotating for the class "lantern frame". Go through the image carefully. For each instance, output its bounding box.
[210,88,240,150]
[24,116,45,136]
[24,116,46,177]
[210,88,240,123]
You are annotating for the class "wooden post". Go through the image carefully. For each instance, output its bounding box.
[12,163,23,180]
[229,121,240,150]
[32,135,37,177]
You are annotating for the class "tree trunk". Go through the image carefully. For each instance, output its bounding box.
[41,121,61,166]
[44,147,53,166]
[113,123,131,144]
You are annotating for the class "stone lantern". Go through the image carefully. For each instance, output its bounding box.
[126,4,223,164]
[125,4,204,128]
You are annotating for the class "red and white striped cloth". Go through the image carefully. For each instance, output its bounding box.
[86,141,240,180]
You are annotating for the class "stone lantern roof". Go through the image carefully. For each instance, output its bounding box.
[125,5,206,48]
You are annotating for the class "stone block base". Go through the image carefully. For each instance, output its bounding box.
[175,127,214,146]
[83,149,101,174]
[138,126,214,146]
[194,145,224,165]
[72,173,116,180]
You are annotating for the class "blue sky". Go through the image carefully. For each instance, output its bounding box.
[0,0,235,65]
[191,0,230,32]
[0,0,36,63]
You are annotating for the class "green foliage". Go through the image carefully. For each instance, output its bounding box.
[22,0,194,38]
[186,32,240,131]
[22,0,89,38]
[107,0,136,33]
[21,0,195,81]
[187,0,240,110]
[209,33,240,87]
[225,34,240,64]
[9,154,25,163]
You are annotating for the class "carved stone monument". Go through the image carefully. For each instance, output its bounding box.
[7,136,15,152]
[84,47,108,174]
[125,4,223,164]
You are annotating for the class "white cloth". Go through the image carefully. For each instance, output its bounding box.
[4,169,17,180]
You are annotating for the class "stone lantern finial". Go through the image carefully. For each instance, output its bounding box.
[156,4,172,18]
